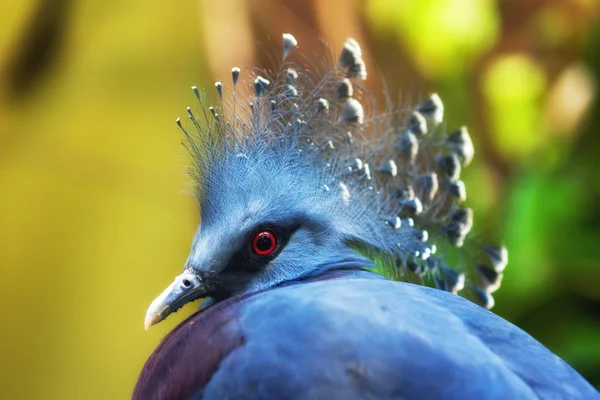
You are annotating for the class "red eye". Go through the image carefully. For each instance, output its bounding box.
[252,231,277,256]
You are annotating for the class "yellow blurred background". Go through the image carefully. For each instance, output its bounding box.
[1,0,599,398]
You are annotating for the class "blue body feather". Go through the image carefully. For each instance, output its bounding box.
[136,276,599,399]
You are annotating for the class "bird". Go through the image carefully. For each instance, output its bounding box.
[133,33,599,400]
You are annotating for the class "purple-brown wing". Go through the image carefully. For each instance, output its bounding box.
[133,297,247,400]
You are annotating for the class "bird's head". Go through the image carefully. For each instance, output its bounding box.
[144,131,388,330]
[144,33,507,330]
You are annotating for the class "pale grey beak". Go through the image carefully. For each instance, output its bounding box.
[144,269,206,330]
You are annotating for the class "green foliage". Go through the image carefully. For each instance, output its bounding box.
[367,0,499,77]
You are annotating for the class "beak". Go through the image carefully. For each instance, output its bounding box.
[144,268,207,330]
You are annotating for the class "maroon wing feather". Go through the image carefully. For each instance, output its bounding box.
[133,298,247,400]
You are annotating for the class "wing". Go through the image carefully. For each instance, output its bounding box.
[134,277,599,400]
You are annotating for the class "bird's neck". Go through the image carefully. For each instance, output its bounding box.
[278,267,385,287]
[201,268,383,311]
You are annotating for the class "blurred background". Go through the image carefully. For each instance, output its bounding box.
[1,0,599,398]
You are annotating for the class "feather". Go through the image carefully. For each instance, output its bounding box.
[179,33,507,307]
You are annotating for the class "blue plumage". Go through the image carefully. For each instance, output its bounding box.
[136,33,598,399]
[136,276,598,399]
